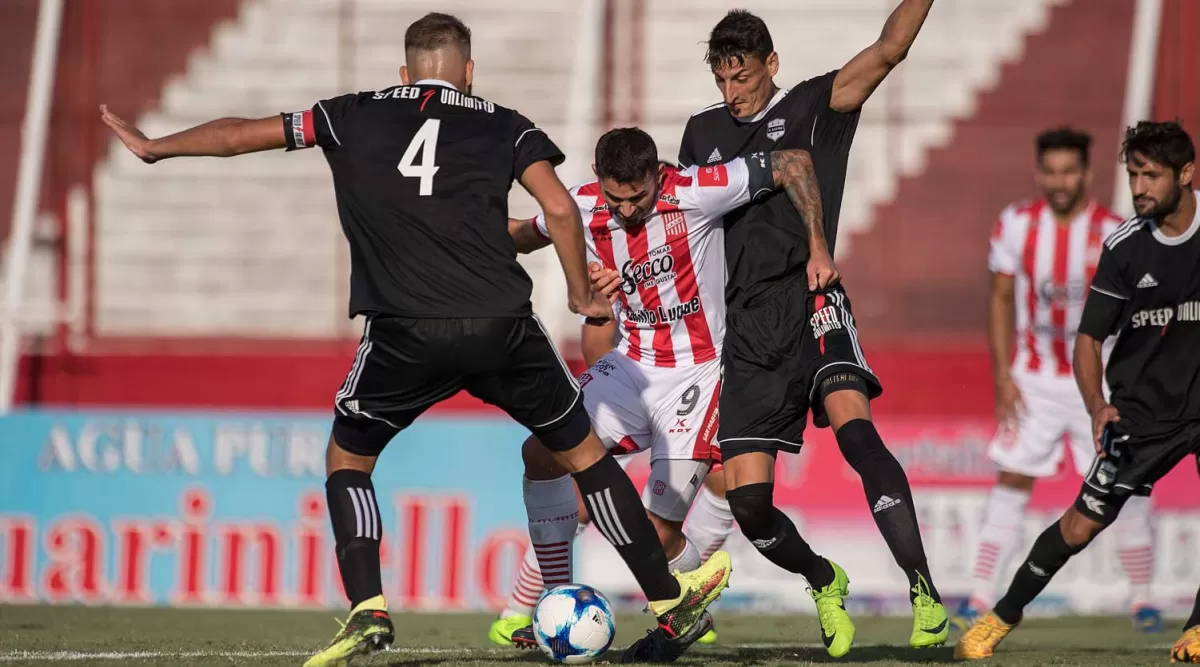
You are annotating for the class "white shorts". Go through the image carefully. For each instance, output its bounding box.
[987,371,1096,478]
[580,351,722,464]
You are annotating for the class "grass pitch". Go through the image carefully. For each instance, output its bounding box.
[0,604,1184,666]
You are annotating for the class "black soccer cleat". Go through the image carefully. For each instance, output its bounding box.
[510,624,539,649]
[620,611,714,663]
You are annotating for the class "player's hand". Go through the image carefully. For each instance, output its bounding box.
[808,248,841,290]
[100,105,157,163]
[1091,403,1120,454]
[588,262,621,304]
[573,291,614,322]
[994,376,1024,430]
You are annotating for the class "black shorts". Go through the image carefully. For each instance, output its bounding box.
[718,278,882,458]
[1074,420,1200,522]
[331,314,589,456]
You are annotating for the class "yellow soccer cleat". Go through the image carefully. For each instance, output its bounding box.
[1172,626,1200,663]
[909,576,949,648]
[810,560,855,658]
[487,614,533,647]
[304,595,394,667]
[954,611,1017,660]
[620,550,732,662]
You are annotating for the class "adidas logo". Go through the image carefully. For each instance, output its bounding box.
[872,495,901,513]
[751,537,777,550]
[1027,562,1048,577]
[1137,273,1158,288]
[707,147,722,164]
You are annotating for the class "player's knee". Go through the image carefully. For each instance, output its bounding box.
[328,415,396,475]
[533,405,594,459]
[1060,505,1109,547]
[521,435,569,481]
[725,483,776,537]
[997,470,1036,492]
[325,434,378,477]
[719,451,774,489]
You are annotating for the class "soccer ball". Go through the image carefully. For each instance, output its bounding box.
[532,584,616,664]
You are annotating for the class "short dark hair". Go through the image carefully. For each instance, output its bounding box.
[1036,127,1092,167]
[704,9,773,71]
[1121,120,1195,176]
[595,128,659,183]
[405,13,471,58]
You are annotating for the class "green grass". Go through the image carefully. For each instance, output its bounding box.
[0,605,1184,666]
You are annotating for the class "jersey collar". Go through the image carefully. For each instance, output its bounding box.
[414,78,458,90]
[1150,190,1200,246]
[733,87,791,125]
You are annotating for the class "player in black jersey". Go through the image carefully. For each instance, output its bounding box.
[100,13,732,667]
[678,2,944,655]
[956,122,1200,662]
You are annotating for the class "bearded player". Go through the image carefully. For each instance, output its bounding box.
[955,128,1162,632]
[956,121,1200,663]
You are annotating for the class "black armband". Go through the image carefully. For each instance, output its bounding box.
[746,151,775,200]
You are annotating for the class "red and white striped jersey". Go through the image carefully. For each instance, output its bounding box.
[536,160,755,367]
[989,199,1122,377]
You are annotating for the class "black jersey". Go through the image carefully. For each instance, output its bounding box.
[282,81,564,319]
[1078,196,1200,436]
[679,70,859,308]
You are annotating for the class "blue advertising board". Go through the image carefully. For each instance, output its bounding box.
[0,410,533,610]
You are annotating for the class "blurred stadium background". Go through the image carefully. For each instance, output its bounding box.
[0,0,1198,624]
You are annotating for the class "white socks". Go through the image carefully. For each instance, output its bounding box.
[684,485,734,562]
[969,484,1030,607]
[1113,494,1155,609]
[668,537,702,573]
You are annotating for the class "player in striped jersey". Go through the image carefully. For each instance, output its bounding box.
[956,129,1163,632]
[486,312,735,648]
[492,128,825,662]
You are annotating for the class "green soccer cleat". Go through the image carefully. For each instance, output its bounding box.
[697,628,718,645]
[810,560,855,658]
[303,595,394,667]
[909,575,949,649]
[487,614,533,647]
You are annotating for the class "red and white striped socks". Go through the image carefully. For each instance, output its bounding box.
[1113,494,1156,609]
[502,475,579,618]
[503,521,589,618]
[969,484,1030,608]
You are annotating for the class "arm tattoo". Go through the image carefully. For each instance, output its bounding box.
[770,149,826,248]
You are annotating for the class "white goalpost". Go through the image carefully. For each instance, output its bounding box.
[0,0,66,412]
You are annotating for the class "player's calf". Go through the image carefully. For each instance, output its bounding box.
[992,505,1110,626]
[827,391,941,608]
[323,434,387,611]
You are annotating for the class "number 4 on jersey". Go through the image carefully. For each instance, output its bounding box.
[398,118,440,196]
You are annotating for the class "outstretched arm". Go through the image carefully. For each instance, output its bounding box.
[769,149,837,289]
[830,0,934,113]
[100,105,286,163]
